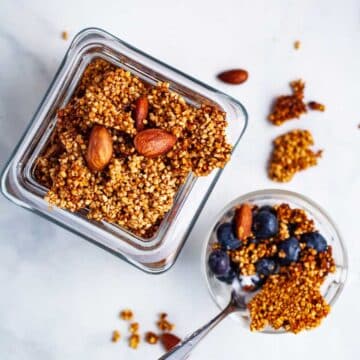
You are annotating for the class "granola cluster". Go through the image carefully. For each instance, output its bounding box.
[35,59,232,237]
[268,129,322,182]
[248,247,335,333]
[268,80,307,126]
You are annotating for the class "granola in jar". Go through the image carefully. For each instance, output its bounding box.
[35,59,232,238]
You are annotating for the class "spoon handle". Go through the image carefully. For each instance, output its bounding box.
[158,303,235,360]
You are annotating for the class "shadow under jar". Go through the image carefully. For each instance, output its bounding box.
[1,28,247,273]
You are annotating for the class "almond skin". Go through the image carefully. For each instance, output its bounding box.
[133,95,149,131]
[160,333,181,352]
[234,203,253,240]
[134,129,176,158]
[217,69,248,84]
[86,125,113,171]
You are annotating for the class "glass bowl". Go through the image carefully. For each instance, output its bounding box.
[202,189,348,333]
[0,28,247,274]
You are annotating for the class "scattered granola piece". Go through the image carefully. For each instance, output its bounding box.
[120,309,134,321]
[61,31,69,41]
[129,322,139,334]
[294,40,301,50]
[157,313,175,331]
[308,101,325,112]
[268,129,322,182]
[129,334,140,349]
[111,330,121,342]
[268,80,307,125]
[145,331,159,345]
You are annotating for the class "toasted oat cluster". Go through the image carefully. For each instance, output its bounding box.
[208,203,336,333]
[308,101,326,112]
[268,80,307,125]
[268,129,322,182]
[35,59,232,237]
[248,247,335,333]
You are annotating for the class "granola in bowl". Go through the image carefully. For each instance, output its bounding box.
[35,59,232,238]
[203,190,347,334]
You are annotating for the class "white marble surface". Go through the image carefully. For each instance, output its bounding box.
[0,0,359,359]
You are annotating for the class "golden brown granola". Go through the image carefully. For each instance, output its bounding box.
[248,247,335,333]
[145,331,159,345]
[230,241,277,276]
[268,80,307,125]
[61,31,69,41]
[120,309,134,321]
[35,59,232,238]
[308,101,325,112]
[268,129,322,182]
[129,334,140,349]
[157,313,175,332]
[111,330,121,342]
[294,40,301,50]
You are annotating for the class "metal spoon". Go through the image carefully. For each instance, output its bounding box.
[158,279,254,360]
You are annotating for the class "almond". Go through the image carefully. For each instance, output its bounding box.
[134,129,176,158]
[234,203,253,240]
[133,95,149,131]
[86,125,113,171]
[217,69,248,84]
[160,332,181,352]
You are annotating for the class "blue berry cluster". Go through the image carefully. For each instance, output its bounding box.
[208,204,328,289]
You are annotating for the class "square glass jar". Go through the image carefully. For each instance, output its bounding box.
[1,28,247,273]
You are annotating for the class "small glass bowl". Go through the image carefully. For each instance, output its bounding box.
[202,189,348,333]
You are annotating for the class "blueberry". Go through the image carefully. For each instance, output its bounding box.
[216,268,237,284]
[216,223,241,250]
[301,232,327,253]
[208,250,230,276]
[256,258,277,276]
[278,237,301,264]
[258,205,276,214]
[252,211,279,238]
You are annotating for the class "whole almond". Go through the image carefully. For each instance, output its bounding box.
[234,203,253,240]
[134,129,176,158]
[133,95,149,131]
[86,125,113,171]
[160,333,181,352]
[217,69,248,84]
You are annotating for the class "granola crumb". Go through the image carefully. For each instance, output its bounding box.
[129,322,139,334]
[157,313,175,331]
[268,129,322,182]
[111,330,121,342]
[294,40,301,50]
[129,334,140,349]
[308,101,325,112]
[120,309,134,321]
[145,331,159,344]
[61,31,69,41]
[268,80,307,125]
